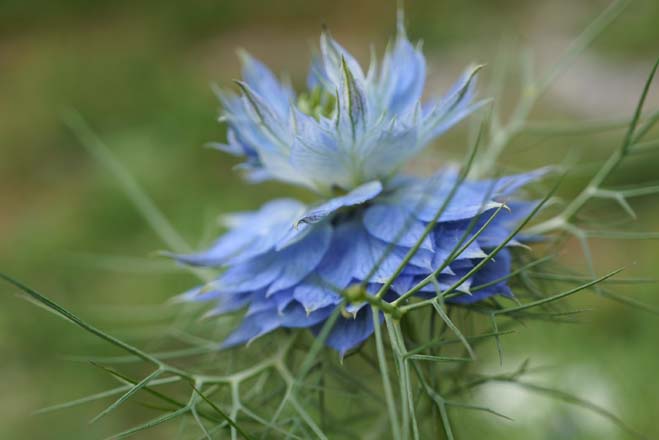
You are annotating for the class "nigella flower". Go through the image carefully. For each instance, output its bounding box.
[172,23,546,356]
[213,23,482,193]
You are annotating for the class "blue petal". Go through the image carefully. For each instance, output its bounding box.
[218,254,283,293]
[293,283,342,313]
[318,306,380,357]
[309,220,366,289]
[176,284,223,302]
[239,51,293,117]
[222,309,282,348]
[385,172,502,223]
[337,222,432,283]
[421,65,482,143]
[289,110,353,191]
[376,34,426,115]
[318,32,365,88]
[279,302,334,328]
[297,181,383,225]
[336,56,369,140]
[171,199,304,266]
[363,203,434,250]
[432,221,487,269]
[307,54,328,90]
[359,123,418,180]
[265,223,333,295]
[480,168,552,198]
[474,202,537,248]
[448,249,513,304]
[204,291,256,317]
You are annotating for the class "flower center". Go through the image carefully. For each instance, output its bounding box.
[297,87,336,120]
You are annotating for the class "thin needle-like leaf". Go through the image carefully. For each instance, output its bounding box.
[190,384,253,440]
[431,302,475,359]
[33,377,180,415]
[105,406,190,440]
[494,268,623,315]
[0,273,162,367]
[90,368,163,424]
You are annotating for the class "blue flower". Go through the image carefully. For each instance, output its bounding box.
[173,24,547,355]
[174,169,546,356]
[212,26,483,195]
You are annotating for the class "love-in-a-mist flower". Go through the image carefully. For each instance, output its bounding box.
[172,23,545,356]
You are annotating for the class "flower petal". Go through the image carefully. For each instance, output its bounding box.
[363,203,434,250]
[318,306,380,357]
[171,199,304,266]
[265,223,333,295]
[239,51,293,117]
[375,34,426,115]
[297,180,383,225]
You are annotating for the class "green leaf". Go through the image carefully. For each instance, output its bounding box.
[494,268,623,315]
[105,406,190,440]
[90,368,163,424]
[190,384,253,440]
[431,302,475,359]
[0,272,161,366]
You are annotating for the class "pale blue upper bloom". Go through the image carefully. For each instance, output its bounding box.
[213,27,482,196]
[174,26,545,355]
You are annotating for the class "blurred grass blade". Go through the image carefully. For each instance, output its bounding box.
[61,111,213,283]
[503,380,645,439]
[444,401,513,421]
[0,272,160,365]
[61,110,191,253]
[539,0,629,92]
[621,57,659,154]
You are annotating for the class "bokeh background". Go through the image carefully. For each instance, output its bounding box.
[1,0,658,438]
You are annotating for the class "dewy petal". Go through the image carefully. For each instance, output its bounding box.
[297,180,383,225]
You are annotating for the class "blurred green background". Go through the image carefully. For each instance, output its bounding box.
[1,0,658,438]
